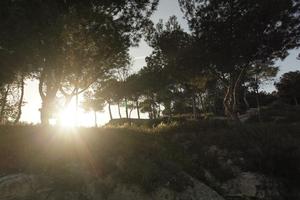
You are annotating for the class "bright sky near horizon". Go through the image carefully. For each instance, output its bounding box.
[21,0,300,126]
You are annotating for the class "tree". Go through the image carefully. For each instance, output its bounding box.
[82,91,105,127]
[144,16,213,118]
[137,51,170,119]
[125,74,144,119]
[179,0,300,119]
[244,63,278,111]
[1,0,159,125]
[95,79,122,121]
[275,71,300,105]
[0,79,26,124]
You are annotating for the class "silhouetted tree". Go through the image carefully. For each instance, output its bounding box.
[1,0,159,125]
[125,74,144,119]
[275,71,300,105]
[82,91,105,127]
[244,63,278,112]
[179,0,300,120]
[144,16,214,118]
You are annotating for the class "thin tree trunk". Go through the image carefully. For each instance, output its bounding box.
[232,69,245,121]
[129,107,133,118]
[136,101,140,119]
[192,94,196,119]
[255,88,262,122]
[157,104,161,118]
[198,94,205,113]
[151,103,156,119]
[223,84,233,119]
[243,89,249,110]
[125,98,129,119]
[294,97,298,106]
[117,102,122,118]
[0,84,10,123]
[75,79,79,125]
[108,102,113,121]
[94,111,97,128]
[15,75,25,124]
[64,95,73,108]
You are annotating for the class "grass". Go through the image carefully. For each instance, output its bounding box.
[0,122,299,196]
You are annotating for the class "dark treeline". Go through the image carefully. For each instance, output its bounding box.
[0,0,300,125]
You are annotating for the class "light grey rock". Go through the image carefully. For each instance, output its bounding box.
[174,177,225,200]
[0,174,41,200]
[0,173,225,200]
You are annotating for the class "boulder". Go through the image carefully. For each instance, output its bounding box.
[221,172,282,199]
[0,174,42,200]
[0,173,225,200]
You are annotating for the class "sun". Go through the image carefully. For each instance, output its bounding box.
[58,106,77,127]
[49,99,111,127]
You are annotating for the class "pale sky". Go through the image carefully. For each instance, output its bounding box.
[21,0,300,125]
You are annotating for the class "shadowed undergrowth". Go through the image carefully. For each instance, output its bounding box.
[0,122,300,194]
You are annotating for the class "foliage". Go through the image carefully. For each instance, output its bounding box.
[0,0,159,124]
[275,71,300,105]
[179,0,300,119]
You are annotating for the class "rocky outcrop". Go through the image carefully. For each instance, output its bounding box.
[0,174,47,200]
[221,172,282,200]
[0,173,225,200]
[202,146,284,200]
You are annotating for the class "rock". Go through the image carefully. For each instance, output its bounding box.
[205,145,242,178]
[239,108,259,122]
[221,172,282,199]
[107,184,151,200]
[174,177,225,200]
[0,174,41,200]
[0,173,86,200]
[0,173,225,200]
[105,176,225,200]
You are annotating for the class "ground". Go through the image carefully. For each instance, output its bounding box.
[0,121,300,199]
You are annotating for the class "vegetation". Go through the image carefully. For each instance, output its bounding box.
[276,71,300,105]
[0,123,300,197]
[1,0,299,124]
[0,0,300,199]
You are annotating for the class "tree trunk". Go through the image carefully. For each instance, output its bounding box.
[63,95,73,108]
[94,111,97,128]
[39,68,62,125]
[117,102,122,118]
[129,107,133,118]
[255,88,262,122]
[108,102,113,121]
[232,69,245,121]
[15,75,25,124]
[223,69,246,121]
[198,94,205,113]
[125,98,129,119]
[40,98,53,125]
[136,101,140,119]
[151,103,156,119]
[243,89,249,110]
[192,94,196,119]
[75,79,79,125]
[294,97,298,106]
[223,84,233,119]
[0,84,10,123]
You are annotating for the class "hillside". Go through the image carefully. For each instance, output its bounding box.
[0,122,300,199]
